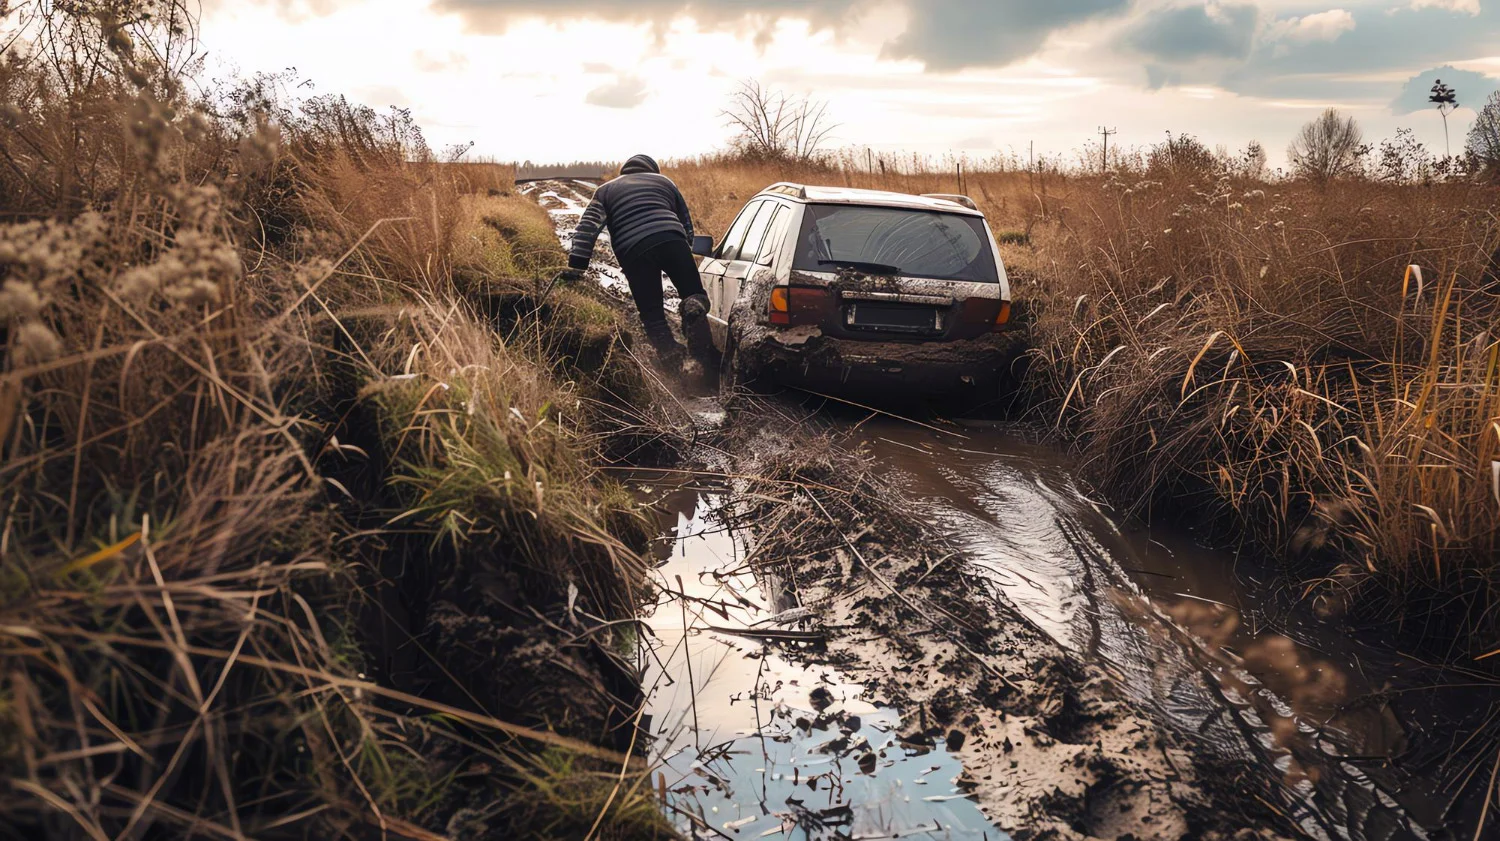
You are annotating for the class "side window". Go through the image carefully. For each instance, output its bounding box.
[755,206,792,266]
[737,202,779,265]
[716,201,762,261]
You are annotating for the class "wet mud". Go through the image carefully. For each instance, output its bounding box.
[529,180,1493,841]
[837,419,1493,841]
[638,484,999,839]
[713,421,1279,841]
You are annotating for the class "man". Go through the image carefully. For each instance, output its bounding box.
[564,154,712,368]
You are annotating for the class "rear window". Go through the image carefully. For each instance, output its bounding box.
[792,205,998,283]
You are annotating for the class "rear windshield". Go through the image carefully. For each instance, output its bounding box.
[791,204,999,283]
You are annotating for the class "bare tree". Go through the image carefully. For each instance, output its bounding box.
[1429,79,1458,157]
[721,80,838,164]
[1466,90,1500,177]
[1287,108,1366,181]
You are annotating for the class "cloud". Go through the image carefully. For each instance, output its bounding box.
[413,50,470,73]
[1410,0,1481,15]
[879,0,1130,72]
[435,0,1127,71]
[353,85,410,107]
[1145,64,1185,90]
[1268,9,1356,44]
[1154,3,1500,100]
[1124,3,1259,63]
[434,1,860,33]
[586,74,649,108]
[1390,65,1500,113]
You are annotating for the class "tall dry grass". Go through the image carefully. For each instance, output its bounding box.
[1024,171,1500,631]
[670,151,1500,639]
[663,153,1043,239]
[1,5,669,839]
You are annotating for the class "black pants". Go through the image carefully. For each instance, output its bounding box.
[617,239,706,333]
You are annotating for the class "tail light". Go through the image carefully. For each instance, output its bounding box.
[768,286,831,326]
[769,287,791,324]
[993,300,1012,331]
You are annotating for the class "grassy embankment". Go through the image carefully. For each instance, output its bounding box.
[1,9,674,840]
[666,152,1500,645]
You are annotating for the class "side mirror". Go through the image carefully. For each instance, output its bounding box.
[691,235,714,257]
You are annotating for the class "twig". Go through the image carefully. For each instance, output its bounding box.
[701,625,823,643]
[677,574,701,751]
[658,800,736,840]
[1475,747,1500,841]
[583,700,649,841]
[806,494,1019,691]
[26,624,639,766]
[788,386,969,439]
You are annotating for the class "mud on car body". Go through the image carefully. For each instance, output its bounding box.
[691,183,1015,398]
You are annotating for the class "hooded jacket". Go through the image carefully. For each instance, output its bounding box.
[568,154,696,270]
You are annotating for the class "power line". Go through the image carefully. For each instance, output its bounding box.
[1098,126,1117,173]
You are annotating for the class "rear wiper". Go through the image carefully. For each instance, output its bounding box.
[818,259,903,275]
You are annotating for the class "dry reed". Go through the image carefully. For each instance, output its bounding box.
[1,5,670,838]
[668,149,1500,640]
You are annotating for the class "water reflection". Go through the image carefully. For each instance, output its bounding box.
[637,485,1003,840]
[843,418,1486,840]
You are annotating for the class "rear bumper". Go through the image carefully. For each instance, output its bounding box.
[738,328,1023,397]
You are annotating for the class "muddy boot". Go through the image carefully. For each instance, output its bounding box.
[679,294,718,368]
[642,320,686,371]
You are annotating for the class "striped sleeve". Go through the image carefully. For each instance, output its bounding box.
[569,194,608,270]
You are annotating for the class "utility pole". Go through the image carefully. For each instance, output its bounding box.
[1098,126,1117,173]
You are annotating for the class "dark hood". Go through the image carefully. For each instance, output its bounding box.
[620,154,660,175]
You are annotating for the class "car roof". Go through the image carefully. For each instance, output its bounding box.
[757,183,985,217]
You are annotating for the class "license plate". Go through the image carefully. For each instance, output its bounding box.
[847,303,943,332]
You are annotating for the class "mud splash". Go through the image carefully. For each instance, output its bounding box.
[637,482,1003,839]
[843,416,1496,840]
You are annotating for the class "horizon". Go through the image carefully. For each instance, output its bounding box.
[193,1,1500,168]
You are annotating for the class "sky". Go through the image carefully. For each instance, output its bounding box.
[195,0,1500,167]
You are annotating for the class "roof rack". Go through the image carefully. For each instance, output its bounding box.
[763,182,808,199]
[921,193,979,211]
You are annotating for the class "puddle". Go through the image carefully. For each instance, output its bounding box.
[636,481,1004,840]
[843,416,1497,840]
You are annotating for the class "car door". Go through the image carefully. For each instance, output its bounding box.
[735,204,792,307]
[720,201,778,317]
[700,200,763,327]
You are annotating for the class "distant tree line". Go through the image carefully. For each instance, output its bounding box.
[515,160,619,180]
[514,79,1500,186]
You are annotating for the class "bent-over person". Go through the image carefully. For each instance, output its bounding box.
[565,154,712,369]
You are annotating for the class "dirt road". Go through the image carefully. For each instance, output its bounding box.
[528,179,1466,841]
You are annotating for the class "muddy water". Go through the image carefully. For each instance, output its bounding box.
[526,179,1487,839]
[637,483,1004,839]
[629,410,1490,840]
[843,416,1495,840]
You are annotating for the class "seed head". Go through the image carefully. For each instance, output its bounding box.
[0,279,42,320]
[13,321,62,365]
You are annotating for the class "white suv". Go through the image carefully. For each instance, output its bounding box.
[690,183,1014,396]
